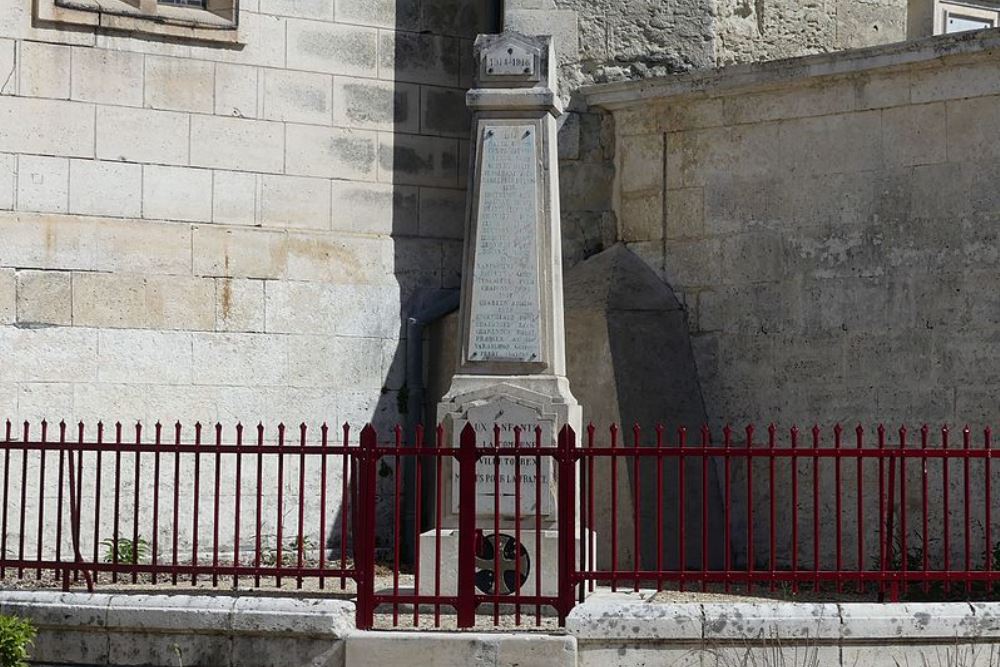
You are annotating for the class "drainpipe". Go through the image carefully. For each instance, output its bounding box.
[401,288,460,564]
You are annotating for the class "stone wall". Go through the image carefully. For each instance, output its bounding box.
[586,30,1000,568]
[716,0,908,65]
[0,0,495,556]
[588,29,1000,433]
[506,0,908,91]
[0,0,494,430]
[507,0,909,272]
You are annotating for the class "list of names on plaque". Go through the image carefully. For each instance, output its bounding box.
[468,124,542,363]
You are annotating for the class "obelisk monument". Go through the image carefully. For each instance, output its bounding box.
[418,31,583,598]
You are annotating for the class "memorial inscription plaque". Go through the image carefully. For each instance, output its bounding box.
[481,42,536,78]
[467,124,542,364]
[451,399,555,517]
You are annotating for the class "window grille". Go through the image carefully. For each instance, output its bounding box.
[157,0,207,8]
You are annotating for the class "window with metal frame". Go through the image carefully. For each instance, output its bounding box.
[157,0,208,8]
[934,0,1000,34]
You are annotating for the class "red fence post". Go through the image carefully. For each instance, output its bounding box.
[557,425,577,626]
[355,424,378,630]
[457,423,478,628]
[65,425,94,592]
[885,431,899,602]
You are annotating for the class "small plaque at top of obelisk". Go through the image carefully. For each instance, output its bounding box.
[467,123,542,364]
[479,38,540,82]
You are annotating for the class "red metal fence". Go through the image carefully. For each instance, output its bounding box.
[3,419,1000,630]
[574,423,1000,602]
[0,420,357,592]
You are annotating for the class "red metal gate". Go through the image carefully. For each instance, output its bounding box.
[353,422,578,629]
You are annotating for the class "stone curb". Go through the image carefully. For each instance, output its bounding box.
[0,591,354,666]
[344,630,578,667]
[0,590,354,637]
[566,591,1000,644]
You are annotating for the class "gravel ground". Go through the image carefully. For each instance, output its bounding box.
[648,584,878,604]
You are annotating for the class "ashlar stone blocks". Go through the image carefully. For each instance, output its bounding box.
[0,0,485,562]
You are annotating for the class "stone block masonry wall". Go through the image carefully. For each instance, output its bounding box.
[505,0,908,271]
[587,30,1000,569]
[715,0,908,65]
[0,0,495,556]
[593,30,1000,432]
[0,0,492,428]
[505,0,907,90]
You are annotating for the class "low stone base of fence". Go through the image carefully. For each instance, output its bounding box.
[7,589,1000,666]
[345,631,576,666]
[0,591,353,667]
[568,591,1000,667]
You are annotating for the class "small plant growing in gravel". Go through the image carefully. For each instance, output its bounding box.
[261,536,317,567]
[101,536,150,564]
[0,615,35,667]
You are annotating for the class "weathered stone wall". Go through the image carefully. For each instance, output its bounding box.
[589,30,1000,432]
[0,0,495,557]
[0,0,493,431]
[506,0,908,89]
[508,0,909,271]
[587,31,1000,568]
[715,0,909,65]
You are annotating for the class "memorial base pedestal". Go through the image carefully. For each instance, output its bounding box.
[416,528,595,598]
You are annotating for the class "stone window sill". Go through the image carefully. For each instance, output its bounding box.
[38,0,240,44]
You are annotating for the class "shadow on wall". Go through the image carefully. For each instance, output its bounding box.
[326,0,501,566]
[563,244,726,571]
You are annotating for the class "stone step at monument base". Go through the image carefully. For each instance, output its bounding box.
[417,528,596,598]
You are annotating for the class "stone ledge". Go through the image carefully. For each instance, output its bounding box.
[0,590,354,637]
[567,592,1000,645]
[345,630,577,667]
[582,27,1000,109]
[0,591,353,667]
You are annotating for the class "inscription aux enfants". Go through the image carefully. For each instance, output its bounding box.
[467,124,542,364]
[453,415,555,517]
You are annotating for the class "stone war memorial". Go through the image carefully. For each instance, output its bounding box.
[422,31,585,600]
[6,0,1000,664]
